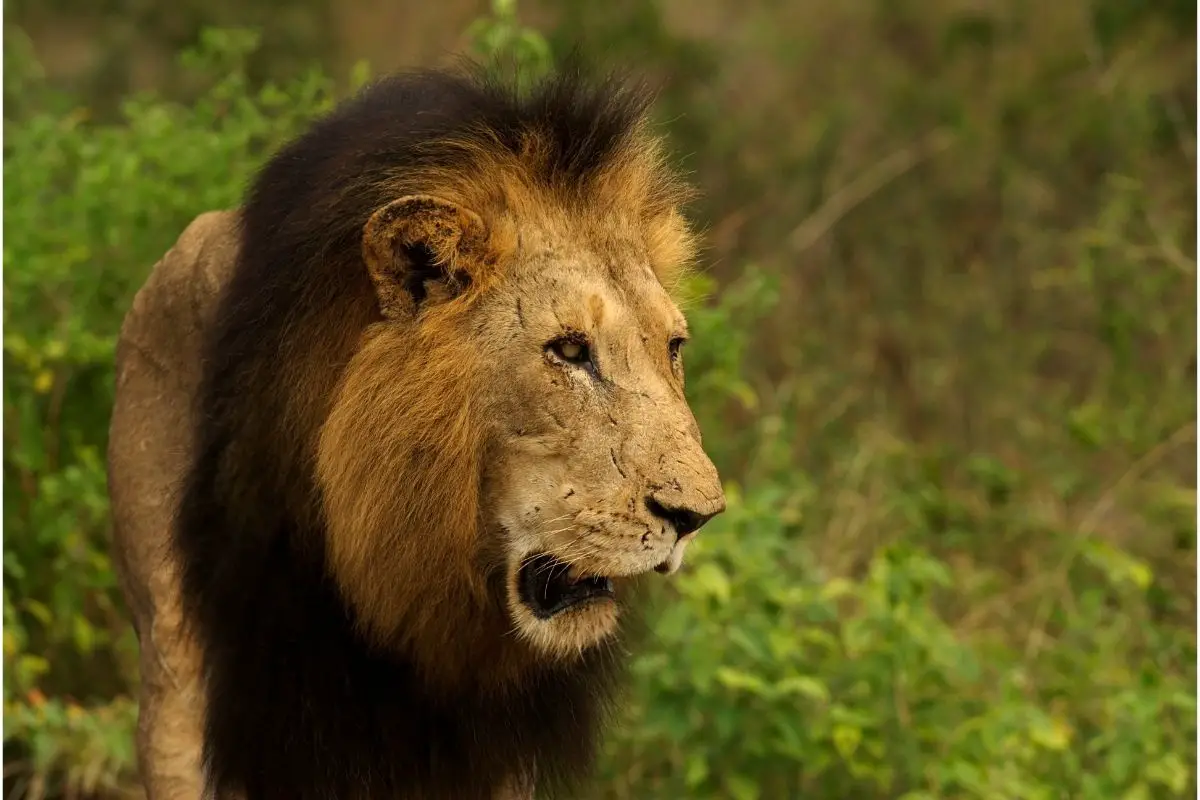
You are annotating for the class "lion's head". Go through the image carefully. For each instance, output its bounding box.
[279,68,726,677]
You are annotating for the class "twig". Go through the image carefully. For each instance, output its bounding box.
[788,129,956,254]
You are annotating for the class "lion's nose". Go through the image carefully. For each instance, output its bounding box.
[644,496,722,539]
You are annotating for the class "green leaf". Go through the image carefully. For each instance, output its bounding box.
[684,753,709,788]
[689,562,732,605]
[22,599,52,626]
[832,724,862,761]
[1144,753,1189,793]
[715,667,769,695]
[73,615,96,655]
[776,675,830,703]
[349,60,372,92]
[725,773,760,800]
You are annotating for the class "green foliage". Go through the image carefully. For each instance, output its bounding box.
[465,0,554,86]
[601,468,1195,798]
[3,1,1194,798]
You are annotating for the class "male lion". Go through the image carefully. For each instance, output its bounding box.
[107,65,725,799]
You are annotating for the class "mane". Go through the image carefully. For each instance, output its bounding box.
[174,63,684,798]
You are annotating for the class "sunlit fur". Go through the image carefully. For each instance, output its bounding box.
[174,63,723,799]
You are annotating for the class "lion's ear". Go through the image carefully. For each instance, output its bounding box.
[362,195,490,318]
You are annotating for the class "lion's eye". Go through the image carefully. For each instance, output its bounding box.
[547,336,593,368]
[558,341,586,362]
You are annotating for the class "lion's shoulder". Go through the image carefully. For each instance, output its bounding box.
[115,210,239,383]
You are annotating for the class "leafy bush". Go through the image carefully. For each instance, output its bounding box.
[602,466,1195,799]
[3,1,1194,798]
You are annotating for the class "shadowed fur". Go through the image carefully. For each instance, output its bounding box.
[160,63,723,799]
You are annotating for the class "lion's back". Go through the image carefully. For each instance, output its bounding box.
[105,210,240,797]
[108,210,239,610]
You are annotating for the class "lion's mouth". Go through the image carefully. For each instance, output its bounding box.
[517,553,615,619]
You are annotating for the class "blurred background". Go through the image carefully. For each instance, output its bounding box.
[2,0,1196,797]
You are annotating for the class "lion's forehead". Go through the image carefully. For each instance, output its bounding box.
[508,247,682,333]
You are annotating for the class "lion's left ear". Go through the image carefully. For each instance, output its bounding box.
[362,194,491,318]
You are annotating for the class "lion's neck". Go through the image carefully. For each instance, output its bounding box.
[179,499,620,800]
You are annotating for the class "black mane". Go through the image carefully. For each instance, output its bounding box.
[174,65,653,799]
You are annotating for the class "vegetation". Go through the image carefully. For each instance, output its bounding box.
[3,0,1195,797]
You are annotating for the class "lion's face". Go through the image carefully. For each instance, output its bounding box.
[319,189,722,672]
[476,228,725,659]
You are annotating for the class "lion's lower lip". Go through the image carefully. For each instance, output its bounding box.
[518,553,614,619]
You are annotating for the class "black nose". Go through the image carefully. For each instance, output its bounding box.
[645,497,718,538]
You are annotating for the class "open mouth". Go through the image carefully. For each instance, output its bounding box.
[517,553,615,619]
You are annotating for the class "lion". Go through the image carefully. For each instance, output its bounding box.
[106,64,725,800]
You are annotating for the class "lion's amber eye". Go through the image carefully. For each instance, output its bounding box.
[558,341,586,361]
[548,336,592,368]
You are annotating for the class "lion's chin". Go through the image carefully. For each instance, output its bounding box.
[505,553,622,659]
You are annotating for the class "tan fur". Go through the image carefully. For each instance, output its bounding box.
[368,126,700,293]
[107,212,234,798]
